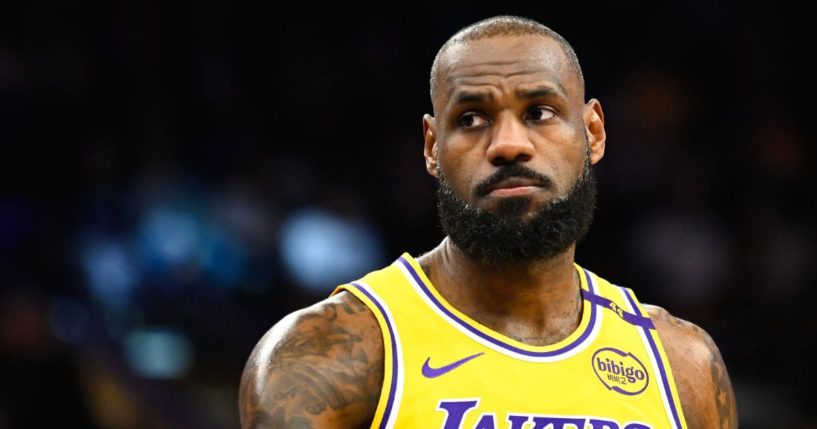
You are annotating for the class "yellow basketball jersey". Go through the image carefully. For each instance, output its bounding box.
[332,253,687,429]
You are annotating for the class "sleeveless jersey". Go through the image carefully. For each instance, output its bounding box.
[332,253,687,429]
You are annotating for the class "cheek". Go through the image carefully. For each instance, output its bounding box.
[438,142,486,198]
[538,131,588,193]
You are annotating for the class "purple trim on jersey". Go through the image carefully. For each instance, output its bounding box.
[398,257,597,358]
[349,282,398,429]
[622,287,683,429]
[581,289,656,329]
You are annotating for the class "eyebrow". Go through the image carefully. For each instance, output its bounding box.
[448,84,567,109]
[516,85,564,100]
[452,91,488,105]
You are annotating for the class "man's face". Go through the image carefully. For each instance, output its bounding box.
[423,35,606,264]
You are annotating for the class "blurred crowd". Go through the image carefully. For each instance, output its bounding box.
[1,2,814,428]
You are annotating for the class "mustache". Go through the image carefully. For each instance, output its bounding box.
[473,164,553,197]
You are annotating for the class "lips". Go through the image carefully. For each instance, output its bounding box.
[484,177,546,196]
[473,164,552,197]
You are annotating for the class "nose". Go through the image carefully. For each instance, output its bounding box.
[485,112,535,166]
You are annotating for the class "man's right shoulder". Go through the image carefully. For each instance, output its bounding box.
[239,291,384,429]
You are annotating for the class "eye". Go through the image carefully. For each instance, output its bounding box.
[526,106,556,122]
[459,112,489,128]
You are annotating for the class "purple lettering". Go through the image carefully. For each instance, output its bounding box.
[507,414,530,429]
[625,367,636,383]
[597,358,607,371]
[436,401,652,429]
[438,400,478,429]
[474,413,496,429]
[531,416,586,429]
[588,418,620,429]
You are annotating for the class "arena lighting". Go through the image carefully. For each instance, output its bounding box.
[123,328,194,379]
[279,208,384,292]
[137,204,249,288]
[138,207,203,274]
[80,236,138,307]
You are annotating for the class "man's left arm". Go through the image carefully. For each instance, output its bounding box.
[645,305,738,429]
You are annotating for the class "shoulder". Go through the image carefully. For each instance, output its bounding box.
[239,291,384,429]
[644,304,738,429]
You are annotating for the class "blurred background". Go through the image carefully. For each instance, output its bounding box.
[1,1,814,428]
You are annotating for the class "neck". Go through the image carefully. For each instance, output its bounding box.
[419,237,582,346]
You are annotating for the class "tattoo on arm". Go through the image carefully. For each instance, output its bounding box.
[666,314,738,429]
[240,295,383,428]
[701,329,738,429]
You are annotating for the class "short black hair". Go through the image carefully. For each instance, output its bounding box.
[429,15,584,109]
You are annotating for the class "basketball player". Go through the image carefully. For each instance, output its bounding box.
[239,16,738,429]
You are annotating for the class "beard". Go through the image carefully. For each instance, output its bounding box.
[435,155,597,267]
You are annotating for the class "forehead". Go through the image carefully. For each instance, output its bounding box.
[436,35,579,107]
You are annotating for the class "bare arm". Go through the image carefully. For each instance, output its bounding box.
[239,291,384,429]
[646,305,738,429]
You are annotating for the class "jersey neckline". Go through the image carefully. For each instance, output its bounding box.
[395,252,600,360]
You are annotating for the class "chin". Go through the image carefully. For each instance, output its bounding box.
[486,195,548,220]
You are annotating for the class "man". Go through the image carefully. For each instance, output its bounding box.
[239,16,738,429]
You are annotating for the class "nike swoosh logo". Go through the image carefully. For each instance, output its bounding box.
[422,352,485,378]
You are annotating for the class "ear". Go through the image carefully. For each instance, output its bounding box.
[422,114,439,177]
[584,99,606,165]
